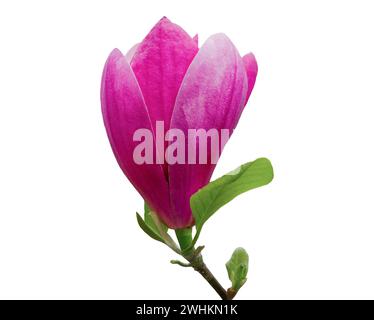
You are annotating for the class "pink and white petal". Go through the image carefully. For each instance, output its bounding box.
[125,43,138,62]
[130,17,198,132]
[101,49,174,227]
[242,52,258,104]
[168,34,248,228]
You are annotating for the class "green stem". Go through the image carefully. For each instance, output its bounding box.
[174,228,231,300]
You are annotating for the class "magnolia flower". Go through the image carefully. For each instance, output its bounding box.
[101,17,257,229]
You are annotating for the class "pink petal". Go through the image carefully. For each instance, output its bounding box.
[242,52,258,104]
[101,49,175,227]
[192,34,198,46]
[130,17,198,132]
[168,34,248,228]
[125,43,138,62]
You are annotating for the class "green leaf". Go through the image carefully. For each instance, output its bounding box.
[226,247,249,291]
[137,203,180,253]
[144,202,168,234]
[190,158,273,243]
[136,212,164,243]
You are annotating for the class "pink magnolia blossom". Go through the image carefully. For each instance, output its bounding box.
[101,17,258,229]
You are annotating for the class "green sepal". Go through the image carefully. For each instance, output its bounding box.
[226,247,249,291]
[136,212,164,243]
[136,202,180,253]
[175,228,193,254]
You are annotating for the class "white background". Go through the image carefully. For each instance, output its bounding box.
[0,0,374,299]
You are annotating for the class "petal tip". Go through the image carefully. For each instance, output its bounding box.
[192,34,198,46]
[205,33,237,51]
[155,16,172,28]
[243,52,258,74]
[107,48,124,61]
[243,52,258,73]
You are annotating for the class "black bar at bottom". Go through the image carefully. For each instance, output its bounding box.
[0,300,369,319]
